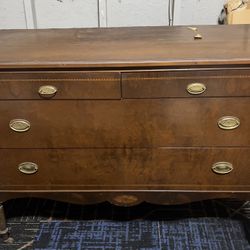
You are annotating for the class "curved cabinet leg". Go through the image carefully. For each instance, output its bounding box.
[0,203,13,244]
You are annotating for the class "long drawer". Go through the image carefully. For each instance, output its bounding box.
[0,98,249,148]
[122,69,250,98]
[0,148,249,191]
[0,72,121,100]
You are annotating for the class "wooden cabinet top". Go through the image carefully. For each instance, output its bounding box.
[1,25,250,69]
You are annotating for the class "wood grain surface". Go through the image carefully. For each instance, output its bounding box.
[1,25,250,208]
[0,71,120,99]
[0,25,250,69]
[0,148,249,191]
[122,69,250,98]
[0,98,249,148]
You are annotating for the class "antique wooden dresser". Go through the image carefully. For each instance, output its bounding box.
[1,25,250,239]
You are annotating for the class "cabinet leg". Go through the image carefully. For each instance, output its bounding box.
[0,204,13,243]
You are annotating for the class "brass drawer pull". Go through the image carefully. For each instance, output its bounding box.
[9,119,30,132]
[18,162,38,174]
[218,116,240,130]
[212,162,233,175]
[186,83,206,95]
[38,85,57,99]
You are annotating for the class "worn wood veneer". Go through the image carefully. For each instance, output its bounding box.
[0,98,250,148]
[1,26,250,240]
[122,69,250,98]
[0,148,250,190]
[0,72,120,99]
[1,25,250,68]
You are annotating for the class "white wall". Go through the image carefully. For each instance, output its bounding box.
[0,0,27,29]
[175,0,226,25]
[34,0,98,28]
[0,0,226,29]
[106,0,169,27]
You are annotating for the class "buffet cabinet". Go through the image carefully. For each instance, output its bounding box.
[0,25,250,240]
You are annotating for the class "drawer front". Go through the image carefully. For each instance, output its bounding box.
[0,148,249,191]
[1,98,249,148]
[0,149,123,187]
[0,72,120,99]
[122,69,250,98]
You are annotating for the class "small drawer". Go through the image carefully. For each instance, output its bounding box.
[122,69,250,98]
[0,71,121,100]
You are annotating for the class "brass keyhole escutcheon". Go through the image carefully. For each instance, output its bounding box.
[9,119,31,132]
[38,85,57,99]
[18,162,38,175]
[212,162,233,175]
[218,116,240,130]
[186,83,206,95]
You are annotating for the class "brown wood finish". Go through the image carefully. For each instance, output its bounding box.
[0,72,120,100]
[0,98,249,148]
[1,192,250,207]
[122,69,250,98]
[0,148,250,191]
[0,25,250,217]
[1,25,250,69]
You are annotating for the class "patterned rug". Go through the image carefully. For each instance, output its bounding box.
[33,218,250,250]
[0,198,250,249]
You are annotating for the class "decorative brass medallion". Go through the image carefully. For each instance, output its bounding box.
[112,195,139,206]
[38,85,57,98]
[18,162,38,174]
[217,116,240,130]
[212,162,233,175]
[9,119,30,132]
[186,83,206,95]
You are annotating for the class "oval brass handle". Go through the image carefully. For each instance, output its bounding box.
[186,83,206,95]
[9,119,30,132]
[38,85,57,99]
[212,162,233,175]
[18,162,38,174]
[218,116,240,130]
